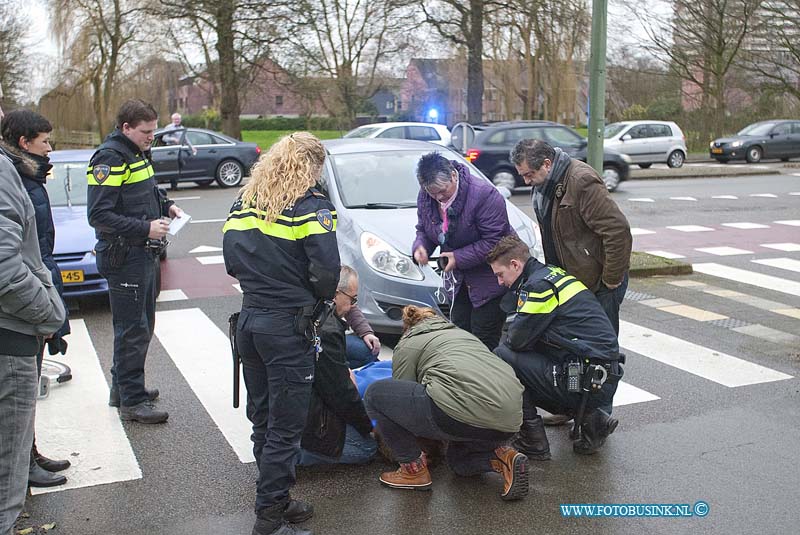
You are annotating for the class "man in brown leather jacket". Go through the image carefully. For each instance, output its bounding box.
[511,139,631,420]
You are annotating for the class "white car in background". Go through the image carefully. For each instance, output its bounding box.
[604,120,688,168]
[344,122,452,147]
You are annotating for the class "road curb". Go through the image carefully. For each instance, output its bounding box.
[630,168,776,181]
[630,251,693,278]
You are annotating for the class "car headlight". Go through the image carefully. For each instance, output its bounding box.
[709,141,715,148]
[360,232,423,281]
[730,140,742,148]
[620,154,632,163]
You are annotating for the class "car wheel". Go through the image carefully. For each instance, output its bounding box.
[602,166,621,192]
[746,146,762,163]
[667,150,685,168]
[195,180,214,187]
[492,170,517,190]
[638,163,652,169]
[216,159,244,187]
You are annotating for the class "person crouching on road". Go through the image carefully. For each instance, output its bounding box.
[488,236,623,458]
[364,306,529,501]
[223,132,340,535]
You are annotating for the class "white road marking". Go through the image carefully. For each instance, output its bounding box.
[732,324,800,345]
[750,193,778,198]
[32,320,142,494]
[233,283,242,293]
[789,192,800,195]
[761,243,800,252]
[619,321,792,387]
[669,196,697,201]
[196,255,225,265]
[189,245,223,254]
[722,222,770,230]
[156,289,188,302]
[631,228,656,236]
[628,198,655,203]
[752,257,800,274]
[613,382,661,407]
[667,225,715,232]
[695,246,753,256]
[155,309,255,463]
[668,280,707,288]
[693,263,800,298]
[645,250,685,259]
[640,298,680,308]
[711,195,738,199]
[656,304,728,322]
[774,220,800,227]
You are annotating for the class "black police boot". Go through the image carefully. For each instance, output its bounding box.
[284,498,313,523]
[32,440,70,472]
[512,415,551,461]
[29,455,67,488]
[573,409,618,455]
[109,386,160,408]
[253,503,313,535]
[119,401,169,424]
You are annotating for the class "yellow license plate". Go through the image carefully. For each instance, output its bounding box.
[61,270,84,283]
[711,148,723,154]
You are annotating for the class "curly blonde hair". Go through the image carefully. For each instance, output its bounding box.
[239,132,326,222]
[401,306,439,332]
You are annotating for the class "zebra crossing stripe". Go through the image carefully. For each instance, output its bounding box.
[693,263,800,298]
[619,321,792,387]
[752,257,800,274]
[31,319,142,495]
[613,382,660,407]
[154,308,255,463]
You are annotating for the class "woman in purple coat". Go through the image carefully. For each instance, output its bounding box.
[412,152,514,350]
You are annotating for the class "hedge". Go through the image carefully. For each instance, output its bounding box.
[181,114,347,132]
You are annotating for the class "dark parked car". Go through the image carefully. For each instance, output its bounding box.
[709,120,800,163]
[457,121,632,192]
[150,127,260,187]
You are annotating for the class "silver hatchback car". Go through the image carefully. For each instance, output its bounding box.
[321,138,540,334]
[604,120,687,168]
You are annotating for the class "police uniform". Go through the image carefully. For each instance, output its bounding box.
[87,129,173,408]
[223,187,340,515]
[495,257,622,422]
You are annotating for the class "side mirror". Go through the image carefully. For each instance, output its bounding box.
[496,186,512,199]
[621,134,632,141]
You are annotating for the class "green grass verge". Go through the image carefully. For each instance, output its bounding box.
[629,251,693,278]
[241,130,344,149]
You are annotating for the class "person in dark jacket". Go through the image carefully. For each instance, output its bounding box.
[299,266,376,466]
[412,152,514,351]
[1,110,72,488]
[223,132,340,535]
[488,236,623,458]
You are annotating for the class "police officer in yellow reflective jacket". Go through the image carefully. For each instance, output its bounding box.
[223,132,340,535]
[87,99,182,425]
[488,236,622,459]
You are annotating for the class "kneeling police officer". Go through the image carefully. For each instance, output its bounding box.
[488,236,623,458]
[223,132,340,535]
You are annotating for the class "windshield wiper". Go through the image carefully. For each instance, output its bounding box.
[347,202,417,209]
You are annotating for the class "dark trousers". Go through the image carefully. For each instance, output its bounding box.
[236,307,315,512]
[97,245,158,407]
[364,379,511,476]
[494,345,617,420]
[594,272,628,336]
[450,288,505,351]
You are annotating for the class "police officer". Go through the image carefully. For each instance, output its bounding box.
[223,132,340,535]
[487,236,622,458]
[87,99,182,424]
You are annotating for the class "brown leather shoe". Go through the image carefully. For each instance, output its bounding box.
[379,457,432,491]
[490,446,529,501]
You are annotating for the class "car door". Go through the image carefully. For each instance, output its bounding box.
[790,122,800,159]
[767,123,792,158]
[620,124,650,163]
[541,126,586,157]
[648,124,673,161]
[150,131,183,184]
[177,130,218,180]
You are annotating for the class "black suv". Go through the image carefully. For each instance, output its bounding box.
[458,121,631,191]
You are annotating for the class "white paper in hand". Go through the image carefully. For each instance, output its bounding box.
[168,213,191,236]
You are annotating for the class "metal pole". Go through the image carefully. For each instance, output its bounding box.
[587,0,607,174]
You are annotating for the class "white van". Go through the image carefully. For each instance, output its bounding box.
[604,120,687,168]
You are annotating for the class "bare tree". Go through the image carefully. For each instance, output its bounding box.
[273,0,416,126]
[0,0,29,110]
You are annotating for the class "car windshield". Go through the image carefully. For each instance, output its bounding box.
[604,124,627,138]
[330,149,484,208]
[738,122,775,136]
[344,127,382,139]
[47,160,89,206]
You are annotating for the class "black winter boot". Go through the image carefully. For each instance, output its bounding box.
[109,386,160,408]
[29,455,67,488]
[32,439,70,472]
[512,416,551,461]
[284,499,313,523]
[573,409,618,455]
[253,502,313,535]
